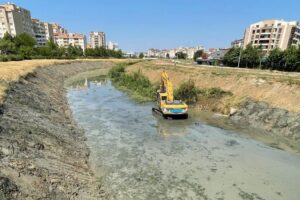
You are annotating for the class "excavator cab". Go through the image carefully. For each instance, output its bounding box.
[153,71,188,119]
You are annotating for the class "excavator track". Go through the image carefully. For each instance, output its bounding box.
[152,107,188,119]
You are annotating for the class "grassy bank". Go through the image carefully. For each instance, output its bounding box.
[126,60,300,113]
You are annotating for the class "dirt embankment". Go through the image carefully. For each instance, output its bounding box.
[0,61,113,199]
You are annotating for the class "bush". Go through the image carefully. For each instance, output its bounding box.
[0,55,24,61]
[174,80,199,104]
[109,63,156,100]
[108,63,126,80]
[0,56,8,62]
[7,55,24,61]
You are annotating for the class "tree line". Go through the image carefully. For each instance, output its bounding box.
[223,44,300,72]
[0,32,123,61]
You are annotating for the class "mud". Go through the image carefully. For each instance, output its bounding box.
[0,61,113,199]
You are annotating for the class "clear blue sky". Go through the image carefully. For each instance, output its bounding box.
[10,0,300,52]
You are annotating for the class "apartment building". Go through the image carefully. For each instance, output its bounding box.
[54,33,87,50]
[243,19,300,52]
[90,32,106,48]
[32,19,53,46]
[231,39,244,48]
[107,41,119,50]
[51,23,68,34]
[0,3,33,37]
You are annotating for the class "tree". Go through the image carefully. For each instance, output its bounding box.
[0,32,16,54]
[284,46,299,71]
[15,33,36,48]
[166,53,170,59]
[139,53,144,59]
[241,44,260,68]
[193,50,203,61]
[175,52,187,59]
[18,46,35,59]
[223,47,241,67]
[266,48,284,70]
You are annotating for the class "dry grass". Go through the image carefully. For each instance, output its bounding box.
[127,60,300,113]
[0,59,130,104]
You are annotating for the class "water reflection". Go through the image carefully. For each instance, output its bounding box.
[68,76,107,90]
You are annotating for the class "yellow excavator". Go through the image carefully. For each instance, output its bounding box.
[152,71,188,119]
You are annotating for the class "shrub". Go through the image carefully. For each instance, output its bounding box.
[108,63,126,80]
[6,54,24,61]
[174,80,199,104]
[0,56,8,62]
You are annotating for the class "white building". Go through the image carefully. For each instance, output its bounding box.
[54,33,87,51]
[107,41,119,50]
[0,3,33,37]
[32,19,53,46]
[243,19,300,52]
[90,32,106,48]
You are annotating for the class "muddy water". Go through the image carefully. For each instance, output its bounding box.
[67,78,300,200]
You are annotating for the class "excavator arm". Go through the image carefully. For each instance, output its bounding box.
[161,71,174,102]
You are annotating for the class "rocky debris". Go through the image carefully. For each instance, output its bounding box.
[0,61,113,199]
[230,99,300,141]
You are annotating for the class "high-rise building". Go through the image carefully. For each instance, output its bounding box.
[90,32,106,48]
[51,23,68,34]
[54,33,87,51]
[243,19,300,52]
[32,19,53,46]
[0,3,33,37]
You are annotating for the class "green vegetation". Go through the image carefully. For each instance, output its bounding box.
[175,79,232,104]
[193,50,204,61]
[0,32,123,61]
[85,47,122,58]
[174,80,198,104]
[139,53,144,59]
[175,52,187,59]
[109,62,156,101]
[223,44,300,72]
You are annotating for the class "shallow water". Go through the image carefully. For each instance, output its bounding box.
[67,78,300,200]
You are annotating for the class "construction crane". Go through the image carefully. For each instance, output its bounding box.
[152,71,188,119]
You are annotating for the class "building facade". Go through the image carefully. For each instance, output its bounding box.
[0,3,33,37]
[32,19,53,46]
[90,32,106,48]
[243,19,300,52]
[107,41,119,50]
[51,23,68,34]
[231,39,244,48]
[54,33,87,50]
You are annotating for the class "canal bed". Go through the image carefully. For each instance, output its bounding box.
[66,77,300,200]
